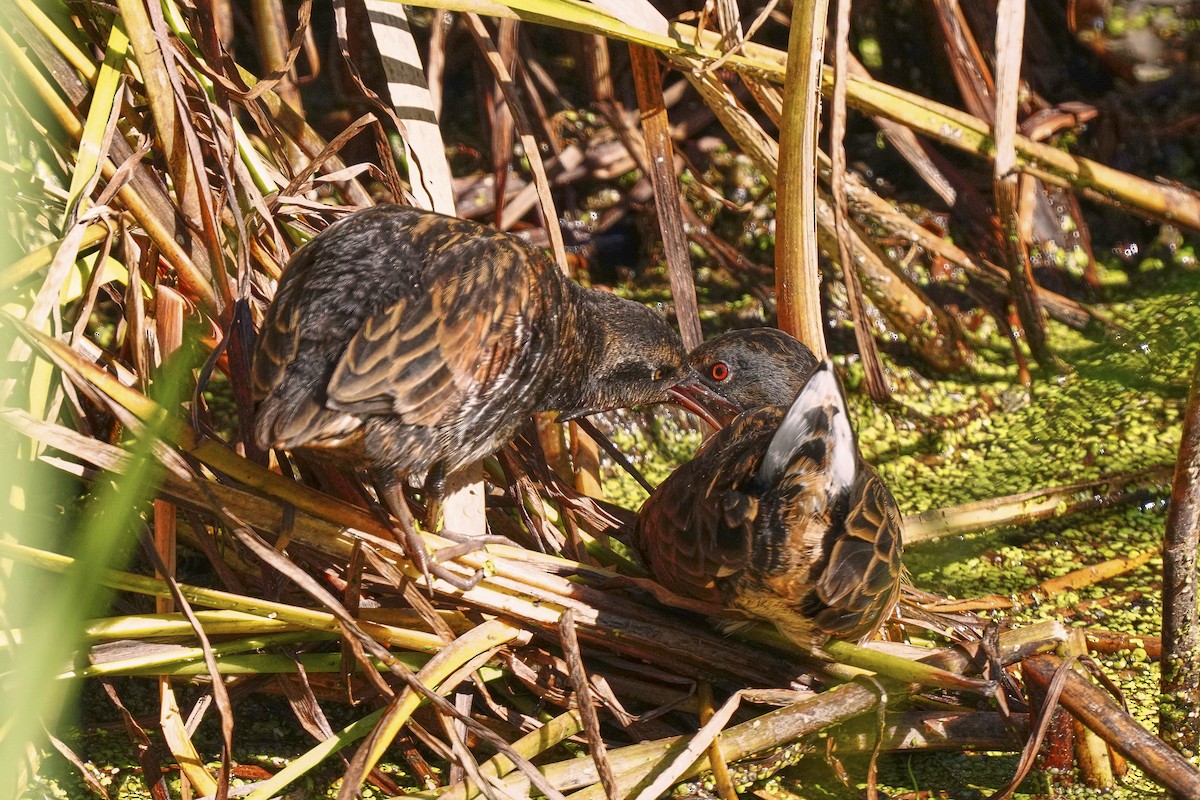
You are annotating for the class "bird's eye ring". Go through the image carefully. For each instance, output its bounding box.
[711,362,730,381]
[652,368,663,381]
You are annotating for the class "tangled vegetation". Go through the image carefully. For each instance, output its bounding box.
[2,0,1199,798]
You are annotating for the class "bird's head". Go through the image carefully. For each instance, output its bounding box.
[555,290,730,427]
[674,328,820,427]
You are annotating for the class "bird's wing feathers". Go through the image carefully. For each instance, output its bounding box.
[759,362,855,495]
[325,244,531,427]
[756,365,901,642]
[808,467,904,639]
[252,282,366,450]
[439,261,533,391]
[251,299,301,402]
[327,294,467,425]
[635,411,780,602]
[635,487,734,602]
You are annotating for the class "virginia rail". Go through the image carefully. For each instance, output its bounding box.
[253,205,720,587]
[639,329,903,651]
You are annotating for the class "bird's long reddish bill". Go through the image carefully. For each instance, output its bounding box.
[667,383,741,429]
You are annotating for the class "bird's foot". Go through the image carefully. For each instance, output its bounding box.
[401,524,485,592]
[435,527,516,552]
[378,480,485,593]
[416,529,511,589]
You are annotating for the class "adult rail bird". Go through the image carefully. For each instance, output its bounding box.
[253,205,722,587]
[638,329,903,651]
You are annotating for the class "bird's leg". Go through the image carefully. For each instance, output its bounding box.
[422,461,447,531]
[375,473,483,593]
[376,479,435,590]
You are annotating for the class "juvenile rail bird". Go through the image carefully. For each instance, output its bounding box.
[253,205,720,586]
[638,329,903,650]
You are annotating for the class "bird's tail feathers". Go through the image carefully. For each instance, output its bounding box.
[254,392,362,452]
[759,360,855,492]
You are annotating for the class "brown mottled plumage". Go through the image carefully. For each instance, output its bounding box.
[642,331,903,650]
[253,205,719,586]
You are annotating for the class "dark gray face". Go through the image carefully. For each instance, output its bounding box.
[593,296,690,388]
[556,290,704,420]
[687,328,820,412]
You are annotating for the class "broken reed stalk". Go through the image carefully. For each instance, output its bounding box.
[628,43,703,351]
[531,682,880,800]
[916,548,1159,613]
[822,640,993,694]
[557,609,619,800]
[835,711,1026,753]
[7,607,470,646]
[1085,629,1162,661]
[629,690,745,800]
[696,681,737,800]
[1160,353,1200,760]
[479,622,1068,799]
[829,0,890,402]
[1021,647,1077,776]
[773,0,828,357]
[1023,655,1200,798]
[445,710,584,800]
[904,467,1174,543]
[65,631,339,680]
[1061,629,1117,790]
[993,0,1057,378]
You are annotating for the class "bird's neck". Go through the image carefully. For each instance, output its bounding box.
[538,282,604,413]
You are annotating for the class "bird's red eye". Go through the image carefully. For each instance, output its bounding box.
[711,362,730,381]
